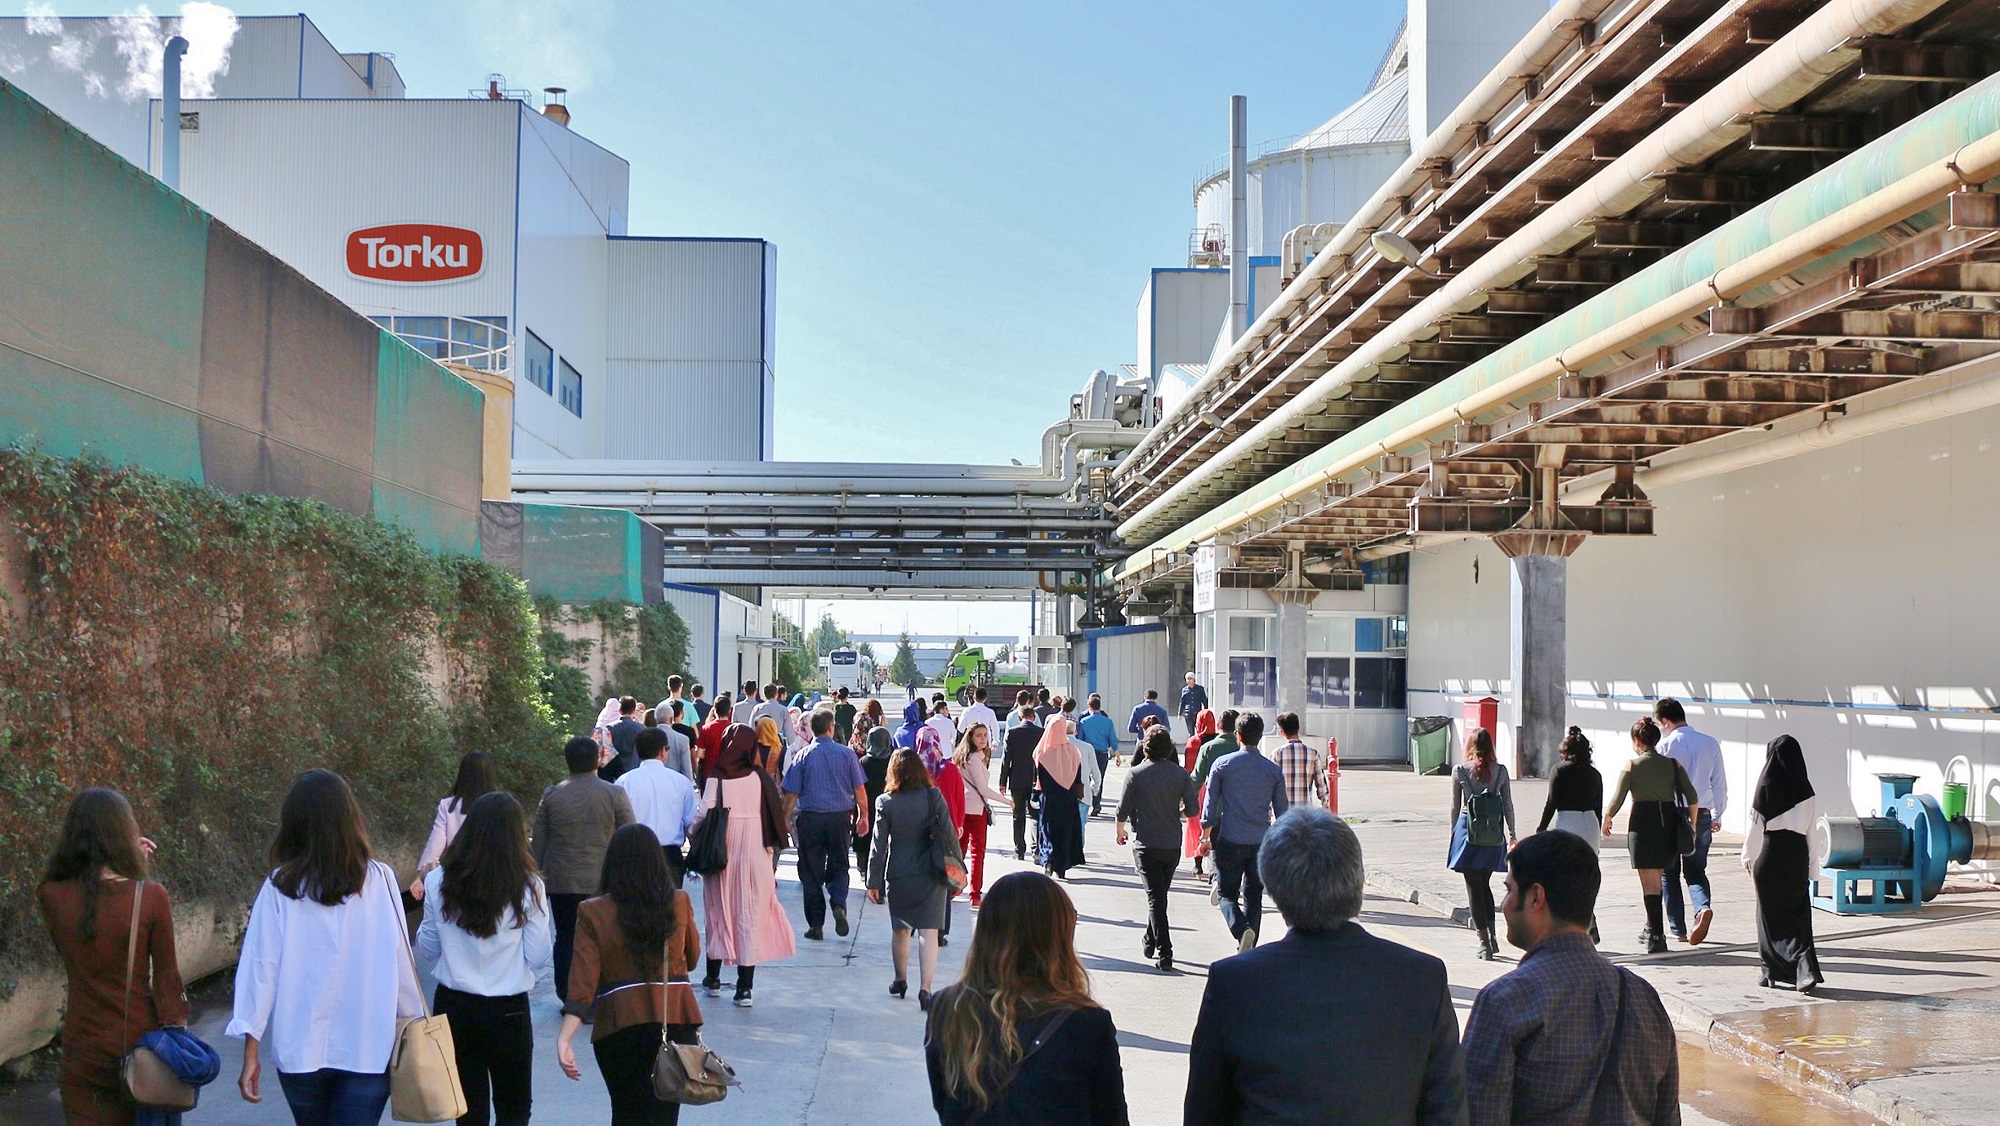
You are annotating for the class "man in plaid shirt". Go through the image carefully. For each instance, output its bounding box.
[1274,712,1327,810]
[1463,831,1679,1125]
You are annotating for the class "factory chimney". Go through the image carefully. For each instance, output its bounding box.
[161,35,188,190]
[1227,94,1248,343]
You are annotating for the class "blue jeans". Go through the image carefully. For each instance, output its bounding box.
[277,1068,391,1126]
[1661,809,1714,934]
[1213,838,1264,942]
[1089,749,1111,814]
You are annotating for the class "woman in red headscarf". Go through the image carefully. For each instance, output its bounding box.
[693,724,795,1008]
[1183,709,1217,877]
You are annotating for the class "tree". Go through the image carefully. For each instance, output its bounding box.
[856,641,876,661]
[809,612,847,658]
[993,642,1014,666]
[947,636,970,664]
[889,632,921,687]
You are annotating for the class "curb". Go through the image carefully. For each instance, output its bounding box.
[1363,870,1940,1126]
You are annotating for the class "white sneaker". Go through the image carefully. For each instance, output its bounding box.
[1209,875,1221,906]
[1238,928,1258,952]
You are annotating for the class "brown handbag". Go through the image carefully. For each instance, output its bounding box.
[119,881,197,1111]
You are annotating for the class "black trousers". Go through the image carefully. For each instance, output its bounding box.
[1135,846,1180,955]
[550,892,588,1003]
[1009,790,1035,857]
[434,985,532,1126]
[793,810,853,928]
[1463,872,1497,933]
[591,1022,697,1126]
[660,844,685,890]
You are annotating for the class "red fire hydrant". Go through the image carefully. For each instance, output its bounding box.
[1325,737,1340,814]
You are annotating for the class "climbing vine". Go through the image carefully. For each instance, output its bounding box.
[0,449,565,972]
[534,598,692,726]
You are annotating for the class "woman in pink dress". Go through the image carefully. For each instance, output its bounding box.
[695,725,795,1007]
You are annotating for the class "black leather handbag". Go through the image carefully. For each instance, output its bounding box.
[685,787,730,875]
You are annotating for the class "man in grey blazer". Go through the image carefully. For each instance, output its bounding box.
[1186,808,1468,1124]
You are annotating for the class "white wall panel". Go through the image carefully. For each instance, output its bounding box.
[298,19,372,98]
[1087,627,1168,749]
[1408,396,2000,831]
[602,360,765,459]
[1138,269,1227,384]
[665,584,722,690]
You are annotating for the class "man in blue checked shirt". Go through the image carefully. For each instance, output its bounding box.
[1200,711,1288,951]
[780,710,870,941]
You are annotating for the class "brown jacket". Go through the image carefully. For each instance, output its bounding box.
[38,877,191,1076]
[562,892,703,1040]
[531,773,635,894]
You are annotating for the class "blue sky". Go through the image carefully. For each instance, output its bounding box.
[26,1,1408,464]
[317,0,1408,463]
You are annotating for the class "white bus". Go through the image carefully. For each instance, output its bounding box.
[825,646,864,694]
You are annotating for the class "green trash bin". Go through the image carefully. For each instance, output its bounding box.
[1409,716,1454,776]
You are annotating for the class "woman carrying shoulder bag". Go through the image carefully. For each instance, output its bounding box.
[38,788,193,1126]
[925,871,1128,1125]
[693,724,794,1007]
[414,792,551,1126]
[867,748,961,1009]
[557,824,703,1126]
[227,769,425,1126]
[1604,717,1700,954]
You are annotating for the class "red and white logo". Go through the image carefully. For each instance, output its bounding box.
[345,224,484,283]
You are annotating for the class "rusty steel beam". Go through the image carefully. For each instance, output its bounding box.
[1747,309,2000,343]
[1592,219,1705,250]
[1748,115,1860,153]
[1582,373,1905,403]
[1854,38,1986,85]
[1534,258,1639,286]
[1659,173,1763,206]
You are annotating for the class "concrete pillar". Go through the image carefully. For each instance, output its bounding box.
[1163,602,1194,720]
[450,363,515,501]
[1507,552,1567,779]
[1274,596,1309,719]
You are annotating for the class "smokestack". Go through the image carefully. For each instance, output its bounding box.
[160,35,187,190]
[1228,94,1248,343]
[543,87,570,128]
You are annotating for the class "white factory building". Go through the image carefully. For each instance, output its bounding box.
[0,11,775,463]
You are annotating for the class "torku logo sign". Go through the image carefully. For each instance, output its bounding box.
[345,224,484,283]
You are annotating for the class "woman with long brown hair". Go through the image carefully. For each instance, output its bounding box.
[1605,716,1699,954]
[38,788,190,1125]
[867,748,958,1007]
[410,749,498,900]
[954,723,1011,909]
[227,769,423,1123]
[925,871,1128,1124]
[694,724,794,1007]
[414,791,550,1126]
[557,824,702,1125]
[1446,727,1516,960]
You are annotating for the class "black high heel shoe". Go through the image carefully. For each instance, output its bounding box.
[889,979,907,998]
[919,989,934,1011]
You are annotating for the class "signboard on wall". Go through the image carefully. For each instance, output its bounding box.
[345,224,485,283]
[1192,541,1217,613]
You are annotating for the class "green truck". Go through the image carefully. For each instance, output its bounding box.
[943,647,1035,705]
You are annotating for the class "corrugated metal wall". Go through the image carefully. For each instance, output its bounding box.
[603,238,773,461]
[1083,624,1168,748]
[1139,269,1228,384]
[664,583,722,690]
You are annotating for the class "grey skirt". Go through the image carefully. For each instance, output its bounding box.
[887,878,947,932]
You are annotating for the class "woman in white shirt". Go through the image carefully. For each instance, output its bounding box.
[409,750,498,899]
[228,769,423,1125]
[1742,734,1823,993]
[415,792,552,1126]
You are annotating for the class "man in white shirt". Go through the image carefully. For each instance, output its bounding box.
[960,686,1001,757]
[1656,697,1726,945]
[617,728,699,888]
[926,697,958,751]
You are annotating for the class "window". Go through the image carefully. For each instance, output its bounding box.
[1198,613,1215,658]
[558,359,583,416]
[1307,657,1351,708]
[1355,657,1407,709]
[1228,656,1277,708]
[1362,555,1409,585]
[523,330,554,395]
[1228,615,1272,653]
[1386,615,1408,652]
[1355,617,1386,653]
[1307,614,1353,653]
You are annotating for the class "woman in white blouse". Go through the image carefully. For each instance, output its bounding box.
[415,792,552,1126]
[228,769,423,1124]
[409,750,498,899]
[953,724,1011,908]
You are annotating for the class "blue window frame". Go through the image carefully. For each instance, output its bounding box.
[558,358,583,417]
[524,330,554,395]
[1355,617,1386,653]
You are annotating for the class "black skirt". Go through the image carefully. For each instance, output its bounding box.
[1625,801,1681,869]
[1754,828,1823,988]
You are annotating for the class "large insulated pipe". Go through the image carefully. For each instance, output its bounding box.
[160,35,188,190]
[1229,94,1250,343]
[1118,0,1954,541]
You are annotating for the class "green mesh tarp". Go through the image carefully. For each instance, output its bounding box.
[0,81,206,478]
[0,77,484,554]
[482,501,663,604]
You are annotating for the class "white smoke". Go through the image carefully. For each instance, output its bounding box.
[23,3,61,37]
[108,4,241,102]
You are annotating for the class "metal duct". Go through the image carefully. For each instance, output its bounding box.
[1229,94,1249,342]
[160,36,188,190]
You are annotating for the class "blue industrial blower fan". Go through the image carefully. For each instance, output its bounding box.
[1812,773,2000,915]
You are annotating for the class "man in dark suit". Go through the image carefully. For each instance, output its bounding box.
[1186,808,1468,1125]
[998,701,1044,860]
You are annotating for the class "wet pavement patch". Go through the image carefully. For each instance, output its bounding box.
[1718,985,2000,1083]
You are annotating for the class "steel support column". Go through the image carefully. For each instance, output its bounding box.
[1270,545,1315,721]
[1163,596,1195,735]
[1504,550,1569,779]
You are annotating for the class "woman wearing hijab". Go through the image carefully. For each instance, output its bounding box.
[896,700,928,750]
[1744,735,1823,992]
[854,725,896,873]
[591,697,622,769]
[1035,717,1087,880]
[752,716,786,780]
[1176,712,1208,880]
[694,724,796,1007]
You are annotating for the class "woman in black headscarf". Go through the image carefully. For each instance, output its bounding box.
[1743,734,1823,992]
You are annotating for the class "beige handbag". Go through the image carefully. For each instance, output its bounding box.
[119,881,198,1111]
[383,866,467,1123]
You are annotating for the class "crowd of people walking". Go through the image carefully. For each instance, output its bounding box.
[29,672,1828,1126]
